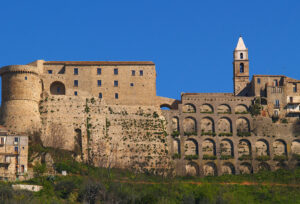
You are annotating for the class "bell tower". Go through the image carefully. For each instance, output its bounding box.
[233,36,249,96]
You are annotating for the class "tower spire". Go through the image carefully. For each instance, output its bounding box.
[235,36,247,50]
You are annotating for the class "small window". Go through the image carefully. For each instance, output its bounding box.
[48,70,53,74]
[290,97,293,103]
[274,110,279,117]
[130,83,134,87]
[140,70,143,76]
[240,63,244,73]
[115,93,119,99]
[99,93,102,99]
[240,53,244,59]
[21,165,25,173]
[0,137,4,145]
[97,68,102,75]
[114,80,118,87]
[257,78,261,84]
[14,146,18,153]
[293,83,297,93]
[74,68,78,75]
[74,80,78,87]
[274,80,278,87]
[131,70,135,76]
[74,91,78,96]
[97,80,102,87]
[114,68,118,75]
[14,137,18,142]
[275,99,280,107]
[25,76,27,80]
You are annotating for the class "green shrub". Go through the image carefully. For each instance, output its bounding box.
[249,98,262,116]
[273,155,288,161]
[235,111,249,114]
[237,132,251,137]
[33,163,46,177]
[184,155,198,160]
[202,154,217,160]
[220,155,233,160]
[256,155,270,161]
[238,154,252,160]
[292,154,300,161]
[281,118,288,123]
[172,153,181,159]
[218,132,232,137]
[201,131,216,136]
[200,111,213,114]
[184,132,197,136]
[153,111,159,118]
[171,130,180,138]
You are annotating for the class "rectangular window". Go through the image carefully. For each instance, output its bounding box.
[290,97,293,103]
[131,70,135,76]
[14,147,18,153]
[74,68,78,75]
[97,68,102,75]
[99,93,102,99]
[114,80,118,87]
[0,137,4,145]
[257,78,261,84]
[74,91,78,96]
[114,68,118,75]
[97,80,102,87]
[74,80,78,87]
[275,99,280,108]
[130,83,134,87]
[274,79,278,86]
[293,83,297,93]
[48,70,53,74]
[140,70,143,76]
[115,93,119,99]
[14,137,18,142]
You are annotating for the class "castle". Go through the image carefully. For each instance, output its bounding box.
[1,36,300,179]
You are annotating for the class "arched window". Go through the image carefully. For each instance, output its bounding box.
[240,53,244,59]
[50,81,65,95]
[240,63,244,73]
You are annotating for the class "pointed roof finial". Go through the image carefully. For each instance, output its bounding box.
[235,36,247,50]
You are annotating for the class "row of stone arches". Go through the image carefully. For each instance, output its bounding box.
[174,138,300,159]
[185,161,276,176]
[172,116,250,134]
[181,103,248,114]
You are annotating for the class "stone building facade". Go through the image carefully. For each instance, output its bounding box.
[0,126,28,181]
[0,36,300,177]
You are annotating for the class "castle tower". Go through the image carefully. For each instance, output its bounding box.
[233,36,249,96]
[0,64,42,133]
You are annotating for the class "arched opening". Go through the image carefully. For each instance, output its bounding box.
[220,139,234,158]
[183,117,197,135]
[200,117,215,136]
[222,162,235,175]
[200,104,214,113]
[173,139,180,155]
[50,81,65,95]
[258,162,271,171]
[185,162,199,176]
[183,103,196,113]
[184,139,198,156]
[160,104,172,110]
[273,139,287,156]
[240,63,244,73]
[238,139,251,160]
[171,117,179,132]
[235,104,248,114]
[202,139,216,159]
[236,117,250,135]
[255,139,270,157]
[240,162,252,174]
[217,117,232,134]
[217,104,231,114]
[203,162,217,176]
[240,53,244,59]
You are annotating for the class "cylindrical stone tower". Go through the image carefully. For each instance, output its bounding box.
[0,65,42,133]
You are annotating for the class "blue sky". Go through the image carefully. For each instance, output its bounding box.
[1,1,300,101]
